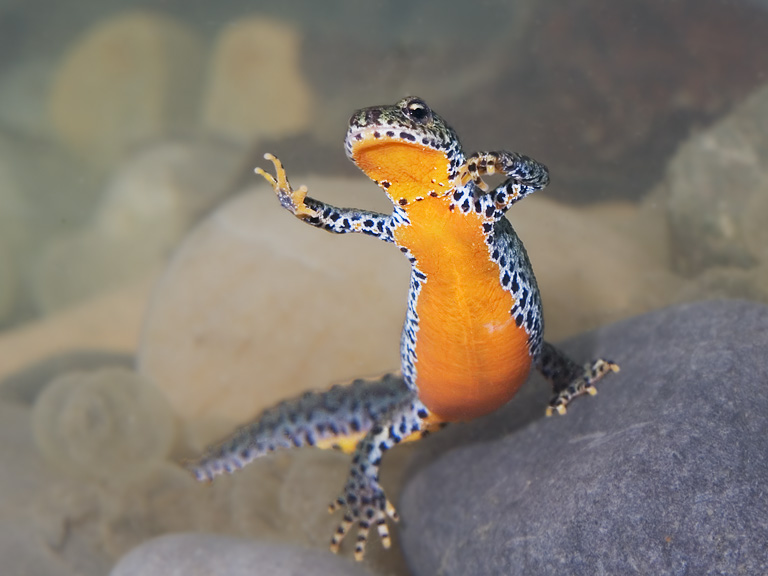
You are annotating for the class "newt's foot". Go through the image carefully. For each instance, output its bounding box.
[459,153,491,191]
[255,153,317,218]
[328,476,399,561]
[546,359,620,417]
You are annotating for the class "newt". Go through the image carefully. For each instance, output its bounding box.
[188,96,619,560]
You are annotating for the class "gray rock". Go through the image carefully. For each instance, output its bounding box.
[110,533,374,576]
[399,300,768,576]
[665,81,768,275]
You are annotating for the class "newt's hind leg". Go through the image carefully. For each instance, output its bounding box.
[536,341,620,416]
[328,394,438,561]
[186,372,441,561]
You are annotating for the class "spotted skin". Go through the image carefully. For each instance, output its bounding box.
[188,97,619,560]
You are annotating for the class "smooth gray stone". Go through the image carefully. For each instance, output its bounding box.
[400,300,768,576]
[110,533,374,576]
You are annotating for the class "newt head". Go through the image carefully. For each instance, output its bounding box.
[345,96,466,207]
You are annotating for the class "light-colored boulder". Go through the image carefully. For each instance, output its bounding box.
[138,177,407,448]
[49,10,204,166]
[34,140,247,313]
[202,17,312,142]
[110,533,374,576]
[32,367,175,484]
[665,80,768,275]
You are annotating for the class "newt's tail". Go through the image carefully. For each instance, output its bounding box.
[187,373,410,482]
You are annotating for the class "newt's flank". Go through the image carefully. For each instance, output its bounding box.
[187,96,619,561]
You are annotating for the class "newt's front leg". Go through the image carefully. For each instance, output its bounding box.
[255,153,317,218]
[461,150,550,218]
[255,153,395,241]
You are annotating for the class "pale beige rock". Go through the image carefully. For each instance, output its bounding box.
[512,195,684,340]
[0,275,153,383]
[202,17,312,142]
[32,367,175,484]
[139,177,407,448]
[49,10,204,166]
[34,140,247,313]
[665,80,768,275]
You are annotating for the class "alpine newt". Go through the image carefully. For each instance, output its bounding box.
[188,96,619,560]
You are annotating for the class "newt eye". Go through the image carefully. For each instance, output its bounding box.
[404,98,432,124]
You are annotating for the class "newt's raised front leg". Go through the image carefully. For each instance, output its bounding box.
[256,153,395,242]
[536,341,620,416]
[462,150,550,218]
[187,373,438,559]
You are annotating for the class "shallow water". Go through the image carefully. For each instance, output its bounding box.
[1,1,767,575]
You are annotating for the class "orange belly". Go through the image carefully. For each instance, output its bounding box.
[395,198,533,422]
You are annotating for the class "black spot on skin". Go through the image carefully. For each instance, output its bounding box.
[502,271,511,287]
[485,205,495,218]
[400,247,408,253]
[526,309,534,328]
[499,255,507,267]
[449,204,455,212]
[453,190,462,201]
[430,191,438,197]
[367,109,381,124]
[417,409,428,419]
[373,131,381,138]
[364,219,374,228]
[461,199,470,212]
[400,132,417,142]
[387,130,395,137]
[379,441,389,452]
[399,198,408,206]
[329,212,340,221]
[483,222,493,233]
[381,181,391,188]
[511,274,520,293]
[491,249,500,260]
[515,314,524,327]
